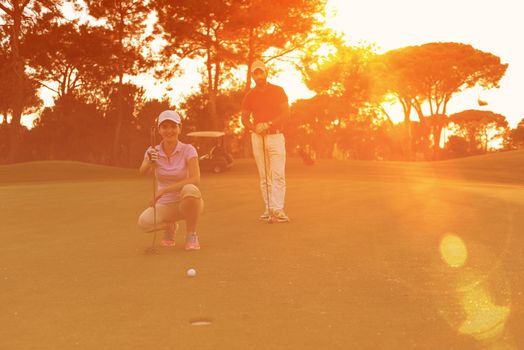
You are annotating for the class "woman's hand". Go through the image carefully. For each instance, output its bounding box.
[146,146,159,162]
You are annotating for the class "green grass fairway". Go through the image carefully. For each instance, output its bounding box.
[1,151,524,349]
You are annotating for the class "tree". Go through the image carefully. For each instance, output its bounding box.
[232,0,328,91]
[0,55,41,119]
[26,95,173,165]
[0,0,61,163]
[289,95,333,158]
[289,94,395,160]
[104,82,146,166]
[152,0,239,129]
[133,98,173,163]
[135,98,172,136]
[443,135,470,159]
[335,108,393,160]
[21,21,118,102]
[0,44,12,122]
[302,42,385,119]
[84,0,149,165]
[508,118,524,150]
[295,41,396,159]
[180,86,244,132]
[448,109,508,153]
[152,0,328,129]
[377,43,508,159]
[0,33,42,160]
[28,94,108,162]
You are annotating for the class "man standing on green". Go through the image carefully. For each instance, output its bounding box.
[241,60,290,223]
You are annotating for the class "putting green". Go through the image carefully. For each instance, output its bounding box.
[1,151,523,349]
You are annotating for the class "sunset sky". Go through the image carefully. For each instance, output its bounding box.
[32,0,523,128]
[323,0,523,127]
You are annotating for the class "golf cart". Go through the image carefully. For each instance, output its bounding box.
[185,131,233,173]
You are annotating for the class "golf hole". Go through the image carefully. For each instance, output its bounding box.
[190,318,212,326]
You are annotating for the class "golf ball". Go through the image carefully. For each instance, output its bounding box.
[187,268,196,277]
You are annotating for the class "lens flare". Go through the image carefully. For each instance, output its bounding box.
[437,234,512,345]
[439,234,468,268]
[458,287,510,341]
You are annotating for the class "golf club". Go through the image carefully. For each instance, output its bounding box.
[262,134,275,224]
[144,125,158,254]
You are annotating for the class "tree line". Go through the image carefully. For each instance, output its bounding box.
[1,0,523,167]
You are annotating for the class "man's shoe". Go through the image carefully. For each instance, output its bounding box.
[272,210,290,223]
[185,233,201,250]
[259,210,271,221]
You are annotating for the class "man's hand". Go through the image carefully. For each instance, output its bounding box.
[255,122,271,135]
[147,147,159,162]
[241,120,255,133]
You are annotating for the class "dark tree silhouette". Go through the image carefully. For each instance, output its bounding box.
[84,0,149,165]
[0,0,60,163]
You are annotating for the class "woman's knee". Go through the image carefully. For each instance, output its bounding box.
[180,196,200,209]
[137,211,153,232]
[181,184,201,198]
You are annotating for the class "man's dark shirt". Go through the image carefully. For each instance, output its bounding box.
[242,82,288,131]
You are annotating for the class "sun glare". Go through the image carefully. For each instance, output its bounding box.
[437,234,512,343]
[439,234,468,268]
[458,287,510,341]
[324,0,523,128]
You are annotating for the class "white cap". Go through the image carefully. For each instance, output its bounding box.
[251,60,267,74]
[157,110,181,126]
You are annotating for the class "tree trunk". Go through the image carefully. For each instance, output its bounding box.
[112,73,124,165]
[205,44,218,130]
[240,28,256,158]
[208,88,217,130]
[111,13,125,165]
[412,99,435,159]
[482,127,488,152]
[400,98,413,160]
[212,54,221,129]
[6,4,24,163]
[244,28,255,94]
[433,124,443,160]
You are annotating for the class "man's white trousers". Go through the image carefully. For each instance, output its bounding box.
[251,132,286,212]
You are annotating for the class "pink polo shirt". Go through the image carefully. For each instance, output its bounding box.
[144,141,198,204]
